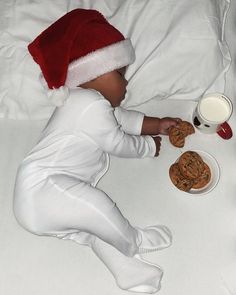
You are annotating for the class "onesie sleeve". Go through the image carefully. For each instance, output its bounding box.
[114,107,144,135]
[78,96,156,158]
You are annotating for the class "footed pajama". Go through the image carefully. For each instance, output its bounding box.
[14,88,171,292]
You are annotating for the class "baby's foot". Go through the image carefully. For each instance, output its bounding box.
[91,236,164,293]
[117,255,163,293]
[136,225,172,254]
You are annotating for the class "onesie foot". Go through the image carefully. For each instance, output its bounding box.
[91,236,164,293]
[117,255,163,293]
[136,225,172,254]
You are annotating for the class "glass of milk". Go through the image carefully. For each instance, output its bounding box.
[193,93,233,139]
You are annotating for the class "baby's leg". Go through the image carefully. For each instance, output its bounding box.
[62,231,163,292]
[90,236,163,293]
[33,174,139,256]
[22,174,171,257]
[55,231,163,293]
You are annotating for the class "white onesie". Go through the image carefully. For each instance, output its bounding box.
[14,87,156,255]
[13,88,173,292]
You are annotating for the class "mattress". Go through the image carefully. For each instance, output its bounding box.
[0,1,236,294]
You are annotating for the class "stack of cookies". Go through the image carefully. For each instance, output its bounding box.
[169,151,211,192]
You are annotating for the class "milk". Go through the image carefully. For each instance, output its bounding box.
[199,96,231,123]
[193,93,233,135]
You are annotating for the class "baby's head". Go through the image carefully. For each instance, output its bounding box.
[28,9,135,106]
[80,67,128,107]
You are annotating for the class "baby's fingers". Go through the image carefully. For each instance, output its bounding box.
[152,136,162,157]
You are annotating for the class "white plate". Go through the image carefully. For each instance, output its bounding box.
[176,150,220,195]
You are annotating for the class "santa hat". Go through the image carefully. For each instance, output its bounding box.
[28,9,135,106]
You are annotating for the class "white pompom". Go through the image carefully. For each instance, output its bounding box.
[47,86,70,106]
[39,74,70,106]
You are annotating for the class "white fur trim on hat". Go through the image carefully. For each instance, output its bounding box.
[65,39,135,88]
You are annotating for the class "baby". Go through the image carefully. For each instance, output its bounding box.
[14,9,180,293]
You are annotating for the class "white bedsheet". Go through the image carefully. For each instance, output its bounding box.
[1,2,236,295]
[1,102,236,295]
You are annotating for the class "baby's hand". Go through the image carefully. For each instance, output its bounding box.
[152,136,162,157]
[157,117,182,135]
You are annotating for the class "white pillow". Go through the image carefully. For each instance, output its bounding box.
[122,0,231,108]
[0,0,231,119]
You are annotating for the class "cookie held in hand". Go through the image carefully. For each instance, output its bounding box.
[169,121,195,148]
[178,121,195,136]
[169,127,185,148]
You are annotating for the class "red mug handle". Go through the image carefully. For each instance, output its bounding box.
[217,122,233,139]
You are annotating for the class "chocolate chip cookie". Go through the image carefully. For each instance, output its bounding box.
[178,151,205,179]
[169,127,185,148]
[178,121,195,136]
[192,162,211,189]
[169,121,195,148]
[169,163,194,191]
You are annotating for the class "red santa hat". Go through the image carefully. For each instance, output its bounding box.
[28,9,135,105]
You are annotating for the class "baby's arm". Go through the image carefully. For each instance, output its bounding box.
[79,99,156,158]
[141,116,181,136]
[114,110,180,156]
[115,108,181,136]
[114,107,144,135]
